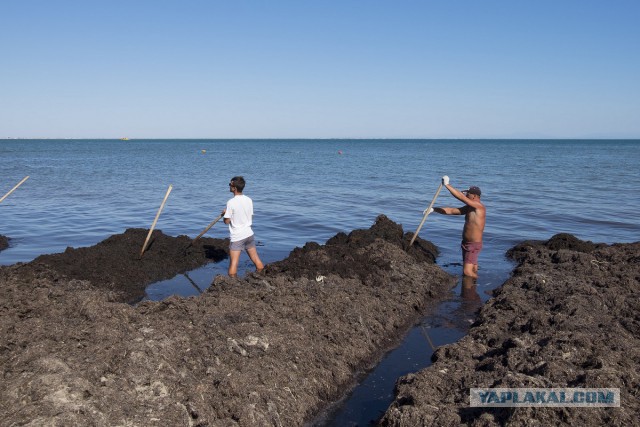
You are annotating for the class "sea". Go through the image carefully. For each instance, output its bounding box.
[2,139,639,425]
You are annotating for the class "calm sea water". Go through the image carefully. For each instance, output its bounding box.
[2,139,639,424]
[4,139,638,267]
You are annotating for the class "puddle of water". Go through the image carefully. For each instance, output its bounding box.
[142,248,289,301]
[143,263,224,300]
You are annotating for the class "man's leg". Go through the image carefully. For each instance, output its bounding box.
[228,249,241,277]
[463,262,478,279]
[246,247,264,272]
[461,241,481,279]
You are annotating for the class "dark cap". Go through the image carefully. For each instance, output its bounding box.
[464,186,481,196]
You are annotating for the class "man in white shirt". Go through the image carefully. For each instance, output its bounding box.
[222,176,264,277]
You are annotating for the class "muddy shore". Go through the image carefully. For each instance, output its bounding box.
[381,234,640,426]
[0,215,455,426]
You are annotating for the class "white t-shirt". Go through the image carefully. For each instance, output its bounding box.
[224,194,254,242]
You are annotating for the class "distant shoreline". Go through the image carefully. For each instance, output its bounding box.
[4,137,640,142]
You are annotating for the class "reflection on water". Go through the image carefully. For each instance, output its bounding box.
[458,275,483,322]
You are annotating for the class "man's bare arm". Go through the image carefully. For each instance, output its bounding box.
[434,206,468,215]
[445,184,484,209]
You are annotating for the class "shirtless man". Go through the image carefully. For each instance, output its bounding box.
[432,175,486,279]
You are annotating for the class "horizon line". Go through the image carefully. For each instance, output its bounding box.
[4,137,640,141]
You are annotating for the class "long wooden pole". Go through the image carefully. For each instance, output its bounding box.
[408,182,443,248]
[0,176,30,204]
[194,213,224,241]
[140,184,173,257]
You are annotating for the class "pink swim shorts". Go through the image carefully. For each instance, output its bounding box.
[461,241,483,265]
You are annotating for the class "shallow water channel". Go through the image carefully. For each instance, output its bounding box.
[144,253,512,426]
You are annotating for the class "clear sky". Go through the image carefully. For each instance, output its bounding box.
[1,0,639,139]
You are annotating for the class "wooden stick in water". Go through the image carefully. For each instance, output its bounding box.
[140,184,173,257]
[194,213,224,241]
[408,182,443,248]
[0,176,30,204]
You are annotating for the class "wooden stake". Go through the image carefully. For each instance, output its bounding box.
[0,176,30,204]
[408,182,443,248]
[194,213,224,241]
[140,184,173,257]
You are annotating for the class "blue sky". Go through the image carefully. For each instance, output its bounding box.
[1,1,639,139]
